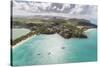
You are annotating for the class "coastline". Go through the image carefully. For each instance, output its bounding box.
[12,28,97,49]
[12,34,36,49]
[85,28,97,33]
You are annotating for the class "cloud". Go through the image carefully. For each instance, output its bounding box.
[69,5,83,14]
[12,0,97,19]
[69,5,97,18]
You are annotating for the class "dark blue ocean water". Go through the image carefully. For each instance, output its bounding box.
[12,28,97,66]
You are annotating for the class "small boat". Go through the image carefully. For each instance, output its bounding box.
[48,52,51,55]
[37,53,41,55]
[61,47,65,49]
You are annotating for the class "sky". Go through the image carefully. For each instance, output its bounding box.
[12,0,97,20]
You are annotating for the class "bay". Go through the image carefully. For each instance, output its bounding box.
[12,28,97,66]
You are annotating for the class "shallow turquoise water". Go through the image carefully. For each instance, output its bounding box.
[12,28,97,66]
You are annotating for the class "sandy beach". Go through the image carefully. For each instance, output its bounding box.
[85,28,97,33]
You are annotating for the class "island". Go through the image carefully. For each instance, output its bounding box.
[11,17,97,46]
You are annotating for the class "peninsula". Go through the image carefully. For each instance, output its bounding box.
[12,17,97,46]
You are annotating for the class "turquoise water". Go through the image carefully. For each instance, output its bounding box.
[12,28,97,66]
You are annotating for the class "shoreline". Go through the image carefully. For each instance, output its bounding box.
[12,28,97,49]
[85,28,97,33]
[12,34,36,49]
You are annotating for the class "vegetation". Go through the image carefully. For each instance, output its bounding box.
[12,18,97,45]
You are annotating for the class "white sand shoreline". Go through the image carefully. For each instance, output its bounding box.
[12,28,96,49]
[13,34,36,49]
[85,28,97,33]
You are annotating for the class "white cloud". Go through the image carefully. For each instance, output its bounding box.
[68,5,97,19]
[12,0,97,19]
[40,3,51,10]
[60,4,70,11]
[69,5,83,14]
